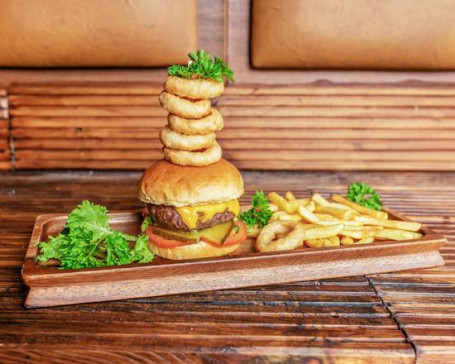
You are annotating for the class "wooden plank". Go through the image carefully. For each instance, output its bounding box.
[11,94,455,107]
[13,159,455,171]
[13,138,455,151]
[9,95,160,106]
[11,127,455,140]
[8,84,163,95]
[11,105,455,119]
[223,85,455,97]
[218,106,455,118]
[14,149,455,162]
[10,106,167,117]
[11,116,455,129]
[218,95,455,107]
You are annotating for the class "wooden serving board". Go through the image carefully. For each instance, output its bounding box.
[22,208,447,308]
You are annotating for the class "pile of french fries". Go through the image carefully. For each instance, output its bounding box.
[252,191,422,252]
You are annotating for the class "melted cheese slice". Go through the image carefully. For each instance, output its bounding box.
[175,199,240,230]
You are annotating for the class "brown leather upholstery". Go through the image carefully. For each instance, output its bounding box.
[251,0,455,70]
[0,0,197,67]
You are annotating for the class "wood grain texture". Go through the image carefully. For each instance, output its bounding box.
[3,172,455,362]
[7,82,455,171]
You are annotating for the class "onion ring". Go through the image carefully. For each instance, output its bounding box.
[168,109,223,135]
[159,91,211,119]
[255,221,308,252]
[163,142,222,166]
[164,76,224,99]
[160,126,215,151]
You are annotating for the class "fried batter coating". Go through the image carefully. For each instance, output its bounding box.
[159,91,211,119]
[164,76,224,99]
[168,108,223,135]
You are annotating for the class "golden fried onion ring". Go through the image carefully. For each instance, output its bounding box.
[159,91,211,119]
[168,109,223,135]
[256,221,308,252]
[160,126,215,151]
[163,142,222,166]
[164,76,224,99]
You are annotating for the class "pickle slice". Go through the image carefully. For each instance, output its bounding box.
[199,221,234,245]
[152,226,199,244]
[152,221,234,245]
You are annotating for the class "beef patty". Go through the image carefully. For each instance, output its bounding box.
[148,204,235,231]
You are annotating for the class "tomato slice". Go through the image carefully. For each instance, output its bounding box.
[146,226,191,249]
[201,221,247,247]
[147,221,247,250]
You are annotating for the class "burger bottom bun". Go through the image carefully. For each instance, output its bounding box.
[149,240,240,260]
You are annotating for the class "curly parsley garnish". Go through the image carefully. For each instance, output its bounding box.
[168,49,234,83]
[239,190,273,228]
[36,200,153,269]
[347,182,383,211]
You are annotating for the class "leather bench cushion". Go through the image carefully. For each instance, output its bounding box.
[251,0,455,70]
[0,0,196,67]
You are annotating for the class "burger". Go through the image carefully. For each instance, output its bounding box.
[138,158,247,260]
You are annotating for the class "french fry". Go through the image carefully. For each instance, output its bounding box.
[340,236,355,245]
[329,236,341,246]
[341,227,383,239]
[318,219,363,227]
[268,192,296,214]
[332,194,388,220]
[297,204,320,223]
[312,193,332,207]
[302,223,344,240]
[330,202,359,213]
[357,237,374,244]
[285,191,296,201]
[315,204,355,220]
[375,229,423,241]
[268,203,279,212]
[305,237,340,248]
[354,215,421,232]
[296,198,311,206]
[306,200,316,212]
[270,211,301,222]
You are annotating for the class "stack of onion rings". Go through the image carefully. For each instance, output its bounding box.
[158,76,226,166]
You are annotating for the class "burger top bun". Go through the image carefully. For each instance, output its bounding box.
[148,239,239,260]
[139,158,244,207]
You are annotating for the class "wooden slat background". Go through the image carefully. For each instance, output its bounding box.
[0,88,10,170]
[1,171,454,362]
[3,82,455,171]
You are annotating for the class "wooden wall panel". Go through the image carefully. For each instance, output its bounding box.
[7,82,455,171]
[0,88,11,170]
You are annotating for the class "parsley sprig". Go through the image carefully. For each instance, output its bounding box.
[36,200,153,269]
[347,182,383,211]
[168,49,234,83]
[239,190,273,228]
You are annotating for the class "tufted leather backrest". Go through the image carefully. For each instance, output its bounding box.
[251,0,455,70]
[0,0,197,67]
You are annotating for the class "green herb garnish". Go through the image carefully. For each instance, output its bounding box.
[239,190,273,228]
[140,216,154,233]
[36,200,154,269]
[168,49,234,83]
[347,182,383,211]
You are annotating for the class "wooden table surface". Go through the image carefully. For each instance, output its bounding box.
[1,171,454,364]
